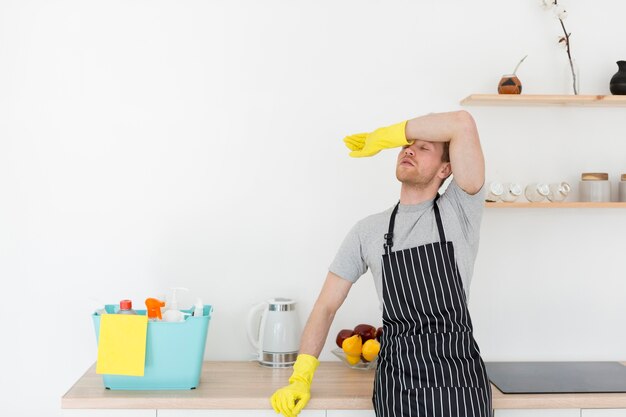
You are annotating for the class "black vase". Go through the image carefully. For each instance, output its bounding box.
[610,60,626,95]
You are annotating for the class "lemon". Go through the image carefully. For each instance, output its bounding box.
[362,339,380,362]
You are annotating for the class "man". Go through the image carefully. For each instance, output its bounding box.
[270,110,492,417]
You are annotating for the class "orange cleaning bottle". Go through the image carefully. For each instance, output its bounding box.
[145,298,165,321]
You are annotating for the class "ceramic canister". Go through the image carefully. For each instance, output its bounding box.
[579,173,611,202]
[619,174,626,202]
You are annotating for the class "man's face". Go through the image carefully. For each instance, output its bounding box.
[395,140,449,187]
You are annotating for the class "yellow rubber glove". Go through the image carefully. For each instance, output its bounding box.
[343,120,414,158]
[270,354,319,417]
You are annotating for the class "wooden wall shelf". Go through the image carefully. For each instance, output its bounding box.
[461,94,626,107]
[485,202,626,208]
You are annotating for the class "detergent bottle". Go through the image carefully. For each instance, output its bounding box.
[118,299,137,315]
[145,298,165,321]
[163,287,189,322]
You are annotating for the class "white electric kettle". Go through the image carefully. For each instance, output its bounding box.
[246,298,301,367]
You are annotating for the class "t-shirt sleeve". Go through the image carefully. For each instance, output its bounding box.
[440,177,486,244]
[328,220,368,283]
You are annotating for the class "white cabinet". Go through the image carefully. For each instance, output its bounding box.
[494,410,580,417]
[57,405,626,417]
[59,406,357,416]
[61,410,156,417]
[327,411,376,417]
[158,411,325,417]
[582,410,626,417]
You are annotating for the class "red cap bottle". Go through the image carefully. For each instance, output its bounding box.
[118,299,137,315]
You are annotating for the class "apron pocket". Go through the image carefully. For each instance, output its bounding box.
[397,386,493,417]
[391,331,485,390]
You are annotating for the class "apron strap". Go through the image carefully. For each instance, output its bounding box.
[432,194,447,243]
[384,194,446,255]
[384,201,401,255]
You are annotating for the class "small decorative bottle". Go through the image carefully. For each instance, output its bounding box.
[610,61,626,95]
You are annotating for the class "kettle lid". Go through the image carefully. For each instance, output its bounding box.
[268,297,296,311]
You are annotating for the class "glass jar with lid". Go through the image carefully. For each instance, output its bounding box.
[486,182,504,202]
[525,183,549,202]
[501,183,523,202]
[547,182,571,202]
[619,174,626,202]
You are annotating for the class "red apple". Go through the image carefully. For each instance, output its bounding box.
[353,324,377,343]
[336,329,355,348]
[376,327,383,342]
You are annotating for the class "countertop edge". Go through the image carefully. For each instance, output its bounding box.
[61,361,626,410]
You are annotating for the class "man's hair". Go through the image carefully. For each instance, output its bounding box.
[439,142,451,187]
[441,142,450,163]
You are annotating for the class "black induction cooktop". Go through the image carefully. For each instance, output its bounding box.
[485,361,626,394]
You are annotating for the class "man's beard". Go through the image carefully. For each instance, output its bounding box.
[396,167,439,188]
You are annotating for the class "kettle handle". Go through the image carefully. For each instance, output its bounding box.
[246,301,267,350]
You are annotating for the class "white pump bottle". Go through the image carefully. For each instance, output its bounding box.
[163,287,189,322]
[192,298,204,317]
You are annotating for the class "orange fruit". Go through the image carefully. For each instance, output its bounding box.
[342,334,362,357]
[362,339,380,362]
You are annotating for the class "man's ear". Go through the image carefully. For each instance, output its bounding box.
[438,162,452,179]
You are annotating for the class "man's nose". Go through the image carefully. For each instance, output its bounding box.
[403,147,415,156]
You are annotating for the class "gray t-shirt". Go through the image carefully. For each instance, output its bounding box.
[329,179,485,310]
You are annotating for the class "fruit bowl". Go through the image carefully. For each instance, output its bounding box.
[331,348,377,370]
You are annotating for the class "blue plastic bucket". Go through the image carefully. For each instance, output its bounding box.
[92,304,212,390]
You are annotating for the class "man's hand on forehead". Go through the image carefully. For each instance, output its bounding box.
[343,120,413,158]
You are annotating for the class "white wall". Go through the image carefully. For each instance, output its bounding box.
[1,0,625,415]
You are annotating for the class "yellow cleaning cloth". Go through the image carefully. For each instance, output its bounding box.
[96,314,148,376]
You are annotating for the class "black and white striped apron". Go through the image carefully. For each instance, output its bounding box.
[372,196,493,417]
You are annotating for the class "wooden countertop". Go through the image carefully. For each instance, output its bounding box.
[62,361,626,410]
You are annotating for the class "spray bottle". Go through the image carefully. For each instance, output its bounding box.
[163,287,189,322]
[145,298,165,321]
